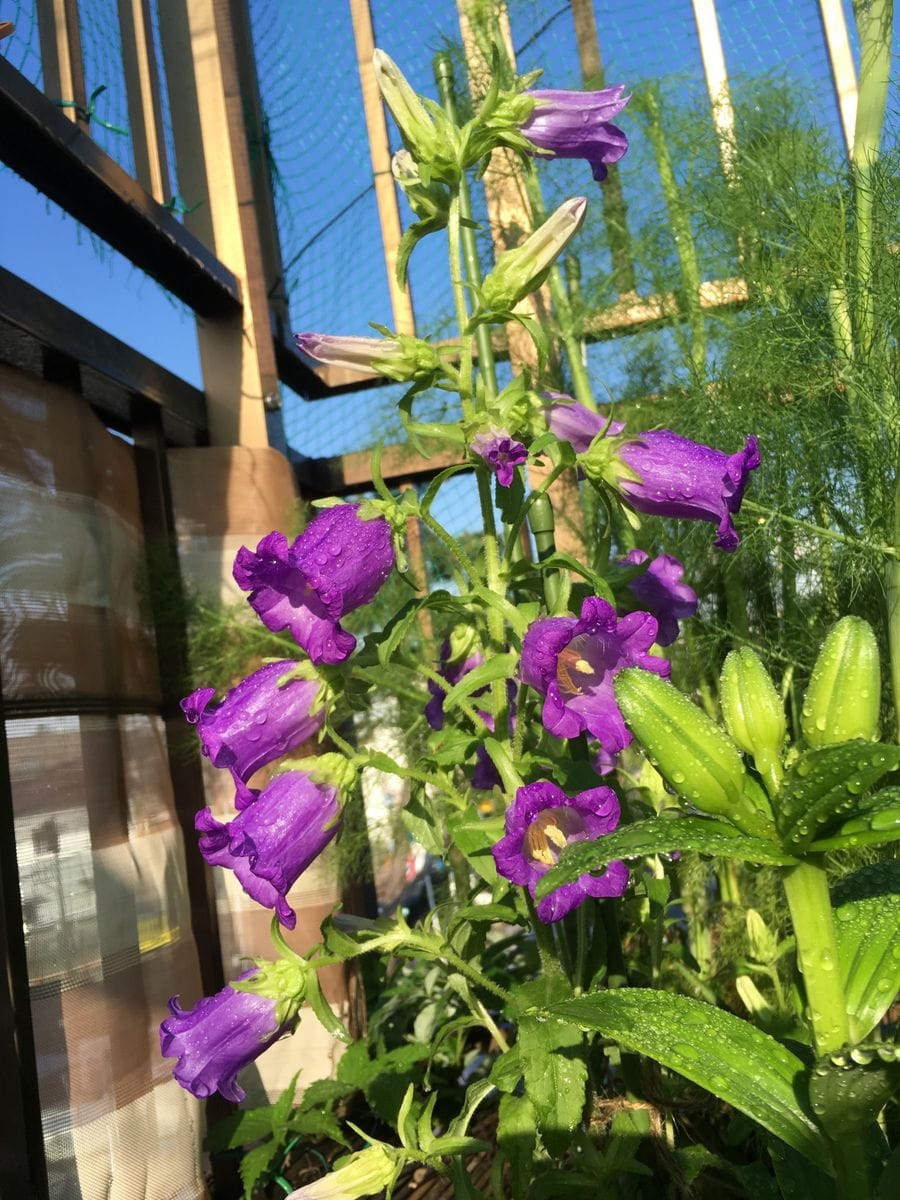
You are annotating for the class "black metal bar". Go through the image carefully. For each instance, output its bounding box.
[0,671,50,1199]
[129,395,226,1000]
[0,267,208,442]
[0,54,241,318]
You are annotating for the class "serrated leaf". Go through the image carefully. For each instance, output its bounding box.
[517,1013,586,1156]
[551,990,830,1169]
[401,794,444,856]
[777,742,900,849]
[498,1092,536,1200]
[271,1072,300,1131]
[239,1139,277,1200]
[448,903,523,934]
[536,817,797,899]
[373,597,426,666]
[204,1107,275,1153]
[443,653,517,712]
[831,860,900,1041]
[489,1044,523,1094]
[290,1107,347,1146]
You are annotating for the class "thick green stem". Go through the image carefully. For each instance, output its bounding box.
[781,858,848,1056]
[887,469,900,741]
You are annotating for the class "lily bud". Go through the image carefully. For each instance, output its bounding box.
[801,616,881,746]
[745,908,779,965]
[481,197,587,313]
[615,668,774,839]
[720,648,785,788]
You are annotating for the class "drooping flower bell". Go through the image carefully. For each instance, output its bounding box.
[470,428,528,487]
[196,771,341,930]
[618,549,697,647]
[295,331,442,386]
[520,595,669,751]
[234,505,395,665]
[182,661,326,808]
[492,780,628,922]
[521,86,630,181]
[160,968,292,1102]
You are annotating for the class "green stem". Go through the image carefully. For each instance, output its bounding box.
[744,501,899,559]
[574,903,588,996]
[781,858,848,1056]
[417,664,492,733]
[887,468,900,741]
[524,890,559,974]
[419,510,480,585]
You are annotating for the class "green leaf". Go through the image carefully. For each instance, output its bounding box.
[777,741,900,850]
[271,1072,300,1131]
[448,814,505,884]
[443,652,517,712]
[527,552,615,604]
[306,972,351,1043]
[517,1012,586,1156]
[808,1050,900,1138]
[552,990,830,1169]
[831,859,900,1041]
[489,1044,523,1094]
[239,1139,278,1200]
[400,793,444,856]
[448,903,523,935]
[498,1092,537,1200]
[373,597,426,666]
[676,1145,780,1198]
[536,817,797,899]
[204,1107,275,1153]
[768,1138,837,1200]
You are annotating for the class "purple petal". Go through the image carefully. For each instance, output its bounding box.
[522,87,631,181]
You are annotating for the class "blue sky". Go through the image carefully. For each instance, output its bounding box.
[0,0,879,480]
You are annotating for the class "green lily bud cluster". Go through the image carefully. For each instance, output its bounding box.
[720,648,786,794]
[614,668,775,840]
[801,616,881,746]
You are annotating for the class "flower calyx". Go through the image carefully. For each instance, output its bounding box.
[231,955,308,1031]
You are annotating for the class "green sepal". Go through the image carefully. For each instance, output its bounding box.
[291,751,357,797]
[230,957,308,1029]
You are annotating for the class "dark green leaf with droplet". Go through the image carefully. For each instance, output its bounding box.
[777,741,900,850]
[831,860,900,1042]
[516,1012,587,1157]
[809,1050,900,1138]
[551,989,830,1169]
[535,817,797,899]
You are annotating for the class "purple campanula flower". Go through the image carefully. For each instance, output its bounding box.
[619,549,698,647]
[615,431,760,552]
[196,771,340,929]
[546,395,623,454]
[182,661,325,809]
[470,429,528,487]
[492,780,628,922]
[520,595,669,751]
[521,87,630,181]
[295,332,405,373]
[233,505,395,665]
[159,969,287,1102]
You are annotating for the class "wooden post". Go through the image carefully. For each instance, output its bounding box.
[349,0,416,335]
[35,0,88,130]
[158,0,278,447]
[691,0,738,183]
[117,0,171,202]
[817,0,858,157]
[568,0,636,296]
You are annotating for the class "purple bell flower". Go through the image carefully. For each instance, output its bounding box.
[470,429,528,487]
[159,969,287,1102]
[233,505,395,665]
[196,771,340,929]
[616,431,760,552]
[492,780,628,922]
[182,661,325,809]
[546,396,623,454]
[520,595,669,751]
[521,87,630,181]
[619,549,698,647]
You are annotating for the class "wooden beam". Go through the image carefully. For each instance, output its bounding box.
[0,266,208,442]
[691,0,738,181]
[157,0,279,446]
[117,0,171,202]
[0,54,241,317]
[35,0,87,129]
[348,0,416,335]
[817,0,858,157]
[296,443,467,497]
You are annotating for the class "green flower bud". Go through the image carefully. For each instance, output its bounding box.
[801,616,881,746]
[745,908,779,964]
[288,1143,400,1199]
[615,668,774,839]
[720,648,785,790]
[480,197,586,313]
[373,50,440,163]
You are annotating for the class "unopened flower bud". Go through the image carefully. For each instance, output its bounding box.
[615,668,773,840]
[801,616,881,746]
[286,1143,399,1199]
[720,648,785,787]
[295,332,442,386]
[745,908,778,964]
[373,50,440,164]
[481,197,587,313]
